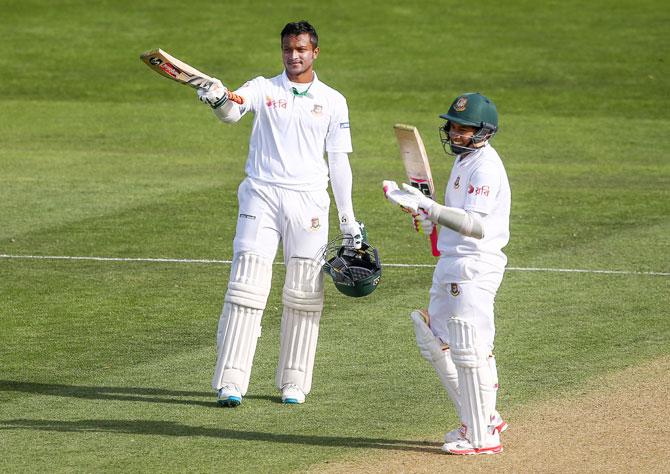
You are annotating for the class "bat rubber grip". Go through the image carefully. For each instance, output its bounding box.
[430,227,440,257]
[228,91,244,104]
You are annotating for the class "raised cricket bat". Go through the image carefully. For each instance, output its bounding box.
[139,48,244,104]
[393,124,440,257]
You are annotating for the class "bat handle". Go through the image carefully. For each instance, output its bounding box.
[430,227,440,257]
[228,91,244,104]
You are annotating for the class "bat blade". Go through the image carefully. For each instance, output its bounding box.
[393,124,441,257]
[140,48,214,88]
[139,48,244,104]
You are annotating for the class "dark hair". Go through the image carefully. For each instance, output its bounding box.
[281,21,318,48]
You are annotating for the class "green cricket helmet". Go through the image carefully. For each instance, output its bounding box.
[321,223,382,298]
[439,92,498,155]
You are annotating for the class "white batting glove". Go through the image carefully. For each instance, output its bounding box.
[401,183,436,212]
[413,210,434,235]
[197,78,229,108]
[339,212,363,249]
[383,180,419,214]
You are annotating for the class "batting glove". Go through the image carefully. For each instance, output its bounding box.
[383,180,419,214]
[197,78,229,108]
[401,183,436,212]
[339,212,363,249]
[413,210,434,235]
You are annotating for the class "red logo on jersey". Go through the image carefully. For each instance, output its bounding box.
[266,96,287,109]
[467,184,490,196]
[476,185,490,196]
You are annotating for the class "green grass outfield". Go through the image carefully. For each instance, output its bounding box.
[1,0,668,471]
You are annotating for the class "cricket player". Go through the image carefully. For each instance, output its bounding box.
[197,21,362,406]
[384,92,511,455]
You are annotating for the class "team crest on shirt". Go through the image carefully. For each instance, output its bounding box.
[450,283,460,297]
[454,176,461,189]
[309,217,321,231]
[311,104,323,115]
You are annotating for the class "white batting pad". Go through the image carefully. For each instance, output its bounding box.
[447,318,497,448]
[212,253,272,395]
[410,310,461,418]
[276,258,324,394]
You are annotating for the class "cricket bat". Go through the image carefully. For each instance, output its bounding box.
[139,48,244,104]
[393,124,440,257]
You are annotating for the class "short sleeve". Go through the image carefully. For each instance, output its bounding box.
[463,161,502,215]
[234,76,265,114]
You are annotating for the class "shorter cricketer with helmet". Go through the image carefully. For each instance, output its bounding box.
[384,92,511,455]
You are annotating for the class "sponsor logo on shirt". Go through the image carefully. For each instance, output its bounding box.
[339,122,350,129]
[467,184,490,196]
[454,176,460,189]
[311,104,323,115]
[477,185,490,196]
[239,213,256,220]
[309,217,321,231]
[266,96,287,109]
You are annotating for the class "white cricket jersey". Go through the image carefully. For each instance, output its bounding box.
[234,71,352,191]
[437,144,511,290]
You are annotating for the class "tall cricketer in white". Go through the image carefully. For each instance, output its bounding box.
[384,92,511,455]
[198,21,362,407]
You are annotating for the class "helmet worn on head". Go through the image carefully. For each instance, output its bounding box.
[439,92,498,155]
[321,223,382,298]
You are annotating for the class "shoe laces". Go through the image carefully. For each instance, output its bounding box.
[282,383,301,393]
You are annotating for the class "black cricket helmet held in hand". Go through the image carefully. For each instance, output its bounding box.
[439,92,498,155]
[321,223,382,298]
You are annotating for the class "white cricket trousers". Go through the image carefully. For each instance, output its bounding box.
[428,258,503,351]
[233,177,330,261]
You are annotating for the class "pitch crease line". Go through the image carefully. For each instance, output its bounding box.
[1,254,668,276]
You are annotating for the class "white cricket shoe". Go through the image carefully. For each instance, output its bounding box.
[444,411,509,443]
[281,383,305,404]
[217,383,242,407]
[442,431,503,455]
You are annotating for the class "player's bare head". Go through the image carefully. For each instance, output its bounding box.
[439,93,498,156]
[281,21,320,82]
[281,21,319,49]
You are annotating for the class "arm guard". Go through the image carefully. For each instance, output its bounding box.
[213,99,243,123]
[428,205,485,239]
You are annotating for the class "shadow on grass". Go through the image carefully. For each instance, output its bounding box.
[0,418,442,453]
[0,380,277,407]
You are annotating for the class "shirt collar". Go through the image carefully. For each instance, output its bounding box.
[458,144,487,162]
[281,70,319,92]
